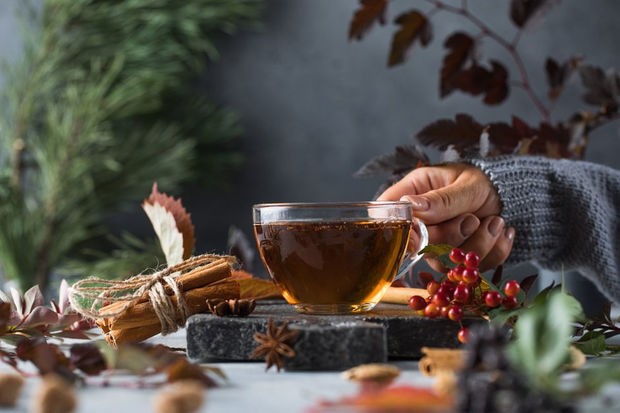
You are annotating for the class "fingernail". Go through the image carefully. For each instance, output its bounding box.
[504,227,515,241]
[488,216,505,236]
[460,215,479,237]
[401,195,429,211]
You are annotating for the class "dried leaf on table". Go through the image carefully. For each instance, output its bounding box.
[143,183,196,264]
[15,337,78,382]
[311,385,453,413]
[388,10,432,67]
[237,278,281,300]
[349,0,388,41]
[69,343,107,376]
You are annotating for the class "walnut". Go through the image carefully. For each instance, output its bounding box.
[31,374,77,413]
[153,380,205,413]
[342,363,401,385]
[0,373,24,407]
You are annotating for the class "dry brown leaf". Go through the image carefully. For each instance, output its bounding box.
[237,278,282,300]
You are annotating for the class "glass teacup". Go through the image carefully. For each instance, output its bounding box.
[252,201,428,314]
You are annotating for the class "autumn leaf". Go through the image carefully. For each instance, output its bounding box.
[579,64,620,107]
[349,0,387,41]
[510,0,556,28]
[354,144,429,178]
[143,183,196,265]
[237,278,282,300]
[483,61,509,105]
[69,343,107,376]
[545,57,581,101]
[314,385,453,412]
[388,10,432,67]
[166,358,217,387]
[416,113,483,151]
[440,32,475,97]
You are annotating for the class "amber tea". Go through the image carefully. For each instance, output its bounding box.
[254,219,411,313]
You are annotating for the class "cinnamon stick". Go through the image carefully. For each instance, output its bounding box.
[105,323,162,347]
[99,260,232,317]
[105,280,240,332]
[380,286,429,305]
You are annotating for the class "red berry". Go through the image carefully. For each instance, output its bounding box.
[453,283,471,304]
[502,296,519,309]
[424,303,440,318]
[440,306,450,318]
[504,280,521,297]
[484,290,502,308]
[447,269,460,283]
[426,280,440,295]
[432,292,450,307]
[449,248,466,264]
[408,295,427,311]
[457,327,469,344]
[448,305,464,321]
[462,268,479,285]
[464,251,480,269]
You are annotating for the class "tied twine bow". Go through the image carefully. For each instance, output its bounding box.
[69,254,237,336]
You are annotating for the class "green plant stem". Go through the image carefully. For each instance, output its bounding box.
[425,0,551,121]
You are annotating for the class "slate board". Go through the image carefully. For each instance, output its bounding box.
[187,301,475,370]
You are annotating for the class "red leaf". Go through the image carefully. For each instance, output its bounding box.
[519,274,539,295]
[545,56,581,100]
[16,338,75,380]
[510,0,556,28]
[416,113,483,151]
[451,64,492,96]
[144,183,195,260]
[0,302,9,336]
[579,64,620,107]
[314,385,453,412]
[487,122,521,154]
[388,10,431,67]
[440,32,475,97]
[512,116,536,138]
[483,61,509,105]
[348,0,388,41]
[70,343,107,376]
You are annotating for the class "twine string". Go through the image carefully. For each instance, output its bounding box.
[68,253,236,334]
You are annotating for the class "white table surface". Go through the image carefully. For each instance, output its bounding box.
[2,330,620,413]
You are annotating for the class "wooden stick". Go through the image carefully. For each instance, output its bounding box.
[380,286,429,305]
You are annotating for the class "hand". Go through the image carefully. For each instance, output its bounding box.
[377,163,515,271]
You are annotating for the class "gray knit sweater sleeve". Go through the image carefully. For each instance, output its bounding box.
[469,156,620,303]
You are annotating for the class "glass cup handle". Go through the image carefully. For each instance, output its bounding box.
[395,218,429,280]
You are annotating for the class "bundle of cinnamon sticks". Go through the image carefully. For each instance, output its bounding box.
[96,257,240,346]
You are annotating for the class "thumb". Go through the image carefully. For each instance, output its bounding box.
[400,181,480,225]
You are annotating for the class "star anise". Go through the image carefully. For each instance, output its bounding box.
[206,298,256,317]
[250,319,299,372]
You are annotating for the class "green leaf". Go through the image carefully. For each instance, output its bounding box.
[574,331,607,356]
[508,291,585,389]
[579,360,620,393]
[419,244,455,268]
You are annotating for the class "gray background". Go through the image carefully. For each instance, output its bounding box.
[1,0,619,258]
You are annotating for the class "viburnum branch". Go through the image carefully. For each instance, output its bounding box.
[424,0,551,121]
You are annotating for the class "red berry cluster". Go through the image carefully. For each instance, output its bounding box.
[407,247,522,344]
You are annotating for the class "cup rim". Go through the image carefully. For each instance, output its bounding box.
[252,201,411,209]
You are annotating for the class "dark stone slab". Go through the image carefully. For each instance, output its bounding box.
[187,301,475,368]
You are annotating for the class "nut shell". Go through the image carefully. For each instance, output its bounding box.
[342,363,400,384]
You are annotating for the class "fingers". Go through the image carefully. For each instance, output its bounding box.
[426,214,480,246]
[385,166,499,225]
[459,216,515,272]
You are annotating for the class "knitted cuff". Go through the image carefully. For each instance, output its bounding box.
[467,156,567,267]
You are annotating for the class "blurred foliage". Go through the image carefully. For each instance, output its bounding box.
[0,0,262,290]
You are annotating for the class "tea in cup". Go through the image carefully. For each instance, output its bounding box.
[252,202,428,314]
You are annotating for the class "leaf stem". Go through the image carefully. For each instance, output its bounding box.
[425,0,551,121]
